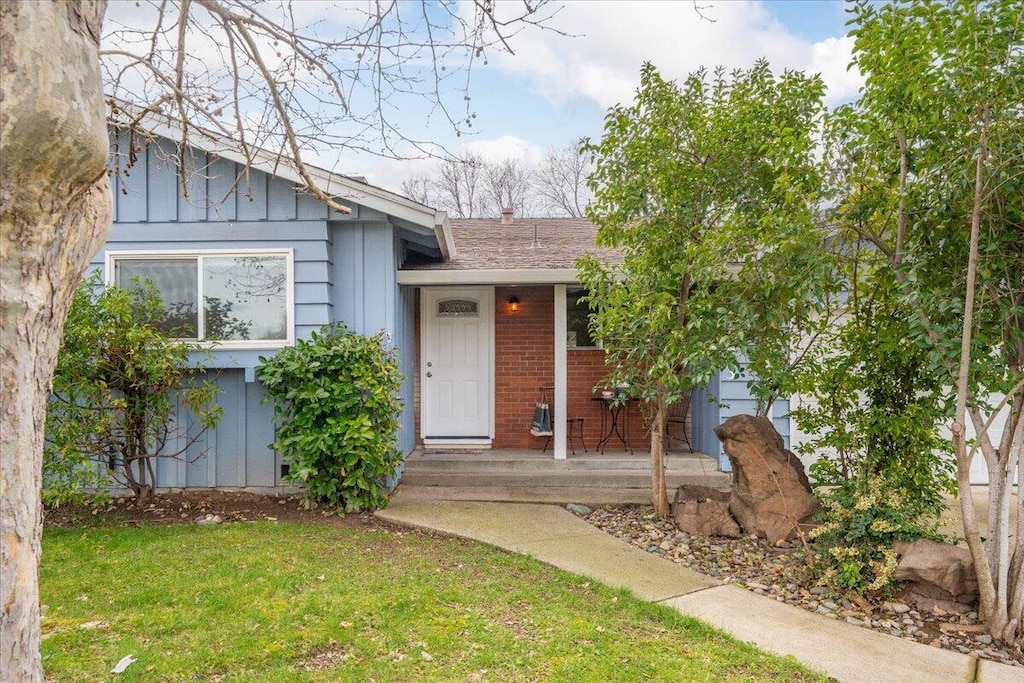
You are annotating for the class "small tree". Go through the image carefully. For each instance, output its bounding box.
[579,62,834,516]
[46,274,221,506]
[833,0,1023,642]
[257,324,404,512]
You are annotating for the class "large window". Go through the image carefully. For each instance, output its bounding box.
[567,288,598,349]
[109,250,293,347]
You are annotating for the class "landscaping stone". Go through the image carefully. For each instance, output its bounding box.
[583,505,1023,668]
[894,538,978,614]
[714,415,820,543]
[566,504,592,516]
[671,485,740,538]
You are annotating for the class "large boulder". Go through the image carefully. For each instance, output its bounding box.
[894,539,978,614]
[672,485,740,538]
[714,415,820,543]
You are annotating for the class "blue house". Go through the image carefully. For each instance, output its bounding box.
[95,124,781,491]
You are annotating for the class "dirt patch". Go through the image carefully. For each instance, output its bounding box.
[44,490,401,532]
[298,645,355,671]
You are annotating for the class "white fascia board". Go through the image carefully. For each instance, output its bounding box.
[397,269,579,286]
[118,109,439,231]
[434,211,454,260]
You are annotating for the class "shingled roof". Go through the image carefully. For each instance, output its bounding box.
[403,217,623,271]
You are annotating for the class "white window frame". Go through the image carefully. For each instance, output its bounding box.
[105,248,295,350]
[566,286,601,350]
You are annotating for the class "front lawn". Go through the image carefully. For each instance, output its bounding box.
[41,520,825,682]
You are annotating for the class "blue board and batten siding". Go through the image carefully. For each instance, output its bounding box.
[98,133,422,490]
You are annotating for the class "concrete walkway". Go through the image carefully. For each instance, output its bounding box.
[377,495,1021,683]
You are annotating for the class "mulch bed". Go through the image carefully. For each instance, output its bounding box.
[44,491,398,531]
[580,505,1023,667]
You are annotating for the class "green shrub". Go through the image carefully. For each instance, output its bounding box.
[257,324,403,512]
[791,272,955,518]
[809,476,943,594]
[46,273,221,507]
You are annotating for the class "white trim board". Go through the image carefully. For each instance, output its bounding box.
[105,247,296,351]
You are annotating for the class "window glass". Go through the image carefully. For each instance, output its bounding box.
[115,259,199,338]
[113,253,290,344]
[204,255,288,341]
[567,289,597,348]
[437,299,479,318]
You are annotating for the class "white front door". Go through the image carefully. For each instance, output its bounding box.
[421,287,493,440]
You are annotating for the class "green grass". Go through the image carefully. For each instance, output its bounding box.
[41,521,825,682]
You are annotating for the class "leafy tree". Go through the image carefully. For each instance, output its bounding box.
[791,253,957,516]
[833,0,1023,642]
[257,324,403,512]
[579,62,836,516]
[1,2,557,675]
[45,274,221,507]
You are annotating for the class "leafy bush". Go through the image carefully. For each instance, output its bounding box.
[257,324,403,512]
[809,477,944,594]
[46,273,221,506]
[791,273,956,518]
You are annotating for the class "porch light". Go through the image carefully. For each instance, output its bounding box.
[508,295,521,313]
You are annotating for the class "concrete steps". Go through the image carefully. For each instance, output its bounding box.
[398,450,730,494]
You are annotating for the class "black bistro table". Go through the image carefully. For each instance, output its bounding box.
[591,396,633,454]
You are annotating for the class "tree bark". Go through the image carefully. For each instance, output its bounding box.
[651,390,669,517]
[1,2,110,679]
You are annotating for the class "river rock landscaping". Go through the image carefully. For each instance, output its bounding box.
[579,505,1023,667]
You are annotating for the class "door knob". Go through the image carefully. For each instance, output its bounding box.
[427,362,433,367]
[426,372,433,378]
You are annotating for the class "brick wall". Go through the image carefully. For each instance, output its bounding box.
[494,286,555,448]
[566,349,651,451]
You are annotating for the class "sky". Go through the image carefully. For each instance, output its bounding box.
[102,0,861,197]
[347,0,860,193]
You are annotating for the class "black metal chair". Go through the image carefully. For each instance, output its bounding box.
[666,394,693,452]
[538,386,587,455]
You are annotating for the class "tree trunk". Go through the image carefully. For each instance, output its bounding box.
[0,2,110,679]
[651,391,669,518]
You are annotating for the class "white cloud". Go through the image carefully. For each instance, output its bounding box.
[488,0,862,107]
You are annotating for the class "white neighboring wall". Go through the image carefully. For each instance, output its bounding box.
[789,392,1012,486]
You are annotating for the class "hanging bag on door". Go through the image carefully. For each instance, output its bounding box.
[531,401,553,436]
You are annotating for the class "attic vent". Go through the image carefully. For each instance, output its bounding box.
[437,299,479,318]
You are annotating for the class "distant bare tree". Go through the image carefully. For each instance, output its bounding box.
[536,139,592,217]
[400,175,433,206]
[483,157,535,217]
[432,151,488,218]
